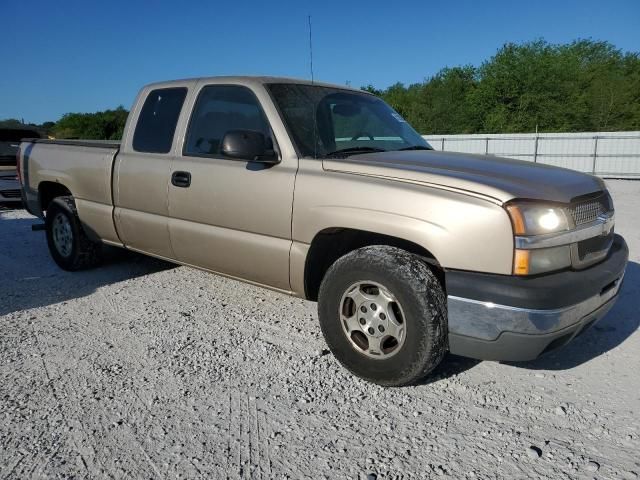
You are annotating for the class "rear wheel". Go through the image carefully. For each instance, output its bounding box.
[45,196,102,271]
[318,245,447,386]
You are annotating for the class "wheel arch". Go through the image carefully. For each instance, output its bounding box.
[38,181,73,214]
[303,227,444,301]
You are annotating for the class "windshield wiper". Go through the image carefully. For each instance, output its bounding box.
[322,147,387,158]
[397,145,433,151]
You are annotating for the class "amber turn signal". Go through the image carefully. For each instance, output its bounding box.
[513,249,530,275]
[506,205,526,235]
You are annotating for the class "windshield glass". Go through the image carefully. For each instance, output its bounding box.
[267,83,431,158]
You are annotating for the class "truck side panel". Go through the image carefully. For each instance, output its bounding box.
[21,140,122,245]
[291,158,515,282]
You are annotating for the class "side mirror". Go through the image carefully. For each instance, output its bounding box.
[221,130,279,164]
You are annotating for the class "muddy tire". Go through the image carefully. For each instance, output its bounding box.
[318,246,447,386]
[45,196,102,271]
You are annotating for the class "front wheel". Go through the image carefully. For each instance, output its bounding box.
[318,246,447,386]
[45,196,102,271]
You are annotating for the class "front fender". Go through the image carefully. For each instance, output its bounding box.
[293,170,514,276]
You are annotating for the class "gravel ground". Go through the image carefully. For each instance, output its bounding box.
[1,180,639,479]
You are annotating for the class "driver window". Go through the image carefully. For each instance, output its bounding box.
[184,85,271,158]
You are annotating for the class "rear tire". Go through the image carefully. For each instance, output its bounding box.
[45,196,102,271]
[318,245,447,386]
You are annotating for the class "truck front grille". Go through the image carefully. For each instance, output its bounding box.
[568,193,612,226]
[577,230,614,261]
[568,191,615,269]
[0,189,21,198]
[0,155,17,167]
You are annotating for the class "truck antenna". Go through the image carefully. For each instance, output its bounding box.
[308,15,314,84]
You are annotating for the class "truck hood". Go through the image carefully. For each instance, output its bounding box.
[322,150,605,204]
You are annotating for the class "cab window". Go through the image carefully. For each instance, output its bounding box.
[133,87,187,154]
[184,85,271,157]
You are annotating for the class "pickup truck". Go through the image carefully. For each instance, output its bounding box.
[18,76,628,386]
[1,127,41,203]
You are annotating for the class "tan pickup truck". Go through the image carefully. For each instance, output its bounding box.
[18,76,628,386]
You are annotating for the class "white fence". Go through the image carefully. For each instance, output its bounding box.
[422,132,640,178]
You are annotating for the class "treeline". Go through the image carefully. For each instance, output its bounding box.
[0,107,128,140]
[52,107,129,140]
[0,118,54,135]
[364,39,640,134]
[2,39,639,138]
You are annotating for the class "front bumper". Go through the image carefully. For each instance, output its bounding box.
[0,172,22,203]
[0,192,22,202]
[446,234,628,361]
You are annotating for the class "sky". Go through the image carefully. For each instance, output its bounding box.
[1,0,639,124]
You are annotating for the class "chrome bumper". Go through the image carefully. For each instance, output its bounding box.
[448,272,623,342]
[445,233,627,362]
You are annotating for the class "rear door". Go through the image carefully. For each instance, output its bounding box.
[167,82,296,290]
[113,84,189,258]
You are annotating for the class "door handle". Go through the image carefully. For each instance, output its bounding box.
[171,171,191,188]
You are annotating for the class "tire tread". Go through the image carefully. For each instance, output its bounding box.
[318,245,447,386]
[46,196,102,271]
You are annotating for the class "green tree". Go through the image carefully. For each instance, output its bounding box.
[52,106,129,140]
[0,119,26,129]
[363,39,640,134]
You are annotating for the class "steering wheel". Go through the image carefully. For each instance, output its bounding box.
[351,131,375,141]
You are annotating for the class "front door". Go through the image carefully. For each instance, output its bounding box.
[167,84,295,290]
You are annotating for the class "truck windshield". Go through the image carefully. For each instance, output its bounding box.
[267,83,431,158]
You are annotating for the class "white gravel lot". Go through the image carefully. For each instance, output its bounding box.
[0,180,638,479]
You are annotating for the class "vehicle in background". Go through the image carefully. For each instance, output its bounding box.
[1,127,42,203]
[17,76,628,386]
[0,172,23,203]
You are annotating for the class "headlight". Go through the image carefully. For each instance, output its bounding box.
[506,203,571,236]
[506,202,573,275]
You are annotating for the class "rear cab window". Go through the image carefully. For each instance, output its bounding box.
[133,87,187,153]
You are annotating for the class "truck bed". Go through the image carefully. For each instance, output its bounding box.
[24,138,121,149]
[21,139,120,208]
[20,138,122,244]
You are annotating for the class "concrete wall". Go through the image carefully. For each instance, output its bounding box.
[423,132,640,178]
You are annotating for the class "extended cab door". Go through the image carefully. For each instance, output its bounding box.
[168,82,296,290]
[113,84,190,258]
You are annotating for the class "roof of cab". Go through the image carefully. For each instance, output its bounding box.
[143,75,368,93]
